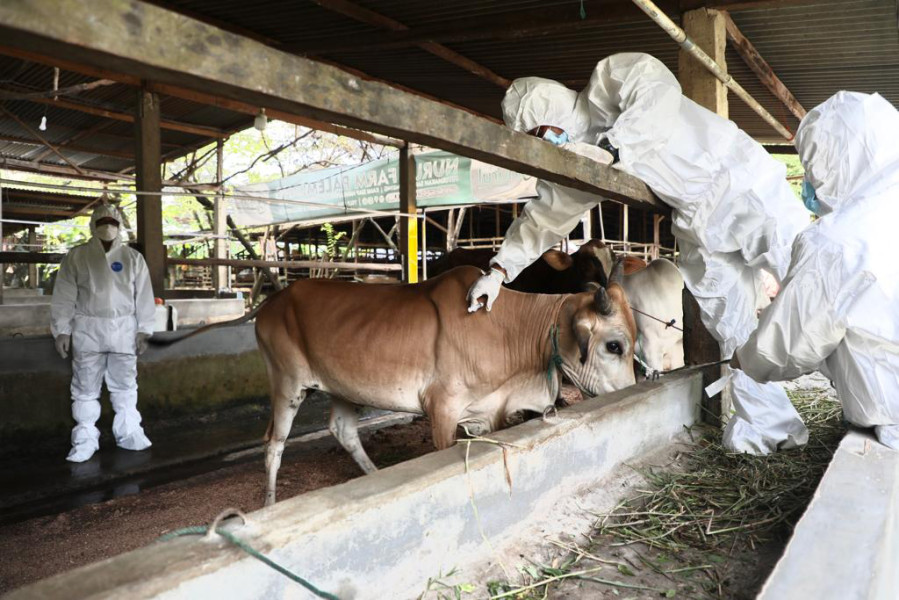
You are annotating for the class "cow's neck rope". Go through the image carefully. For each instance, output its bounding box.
[547,324,565,385]
[547,323,591,399]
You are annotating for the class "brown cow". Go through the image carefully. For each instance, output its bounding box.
[255,262,636,505]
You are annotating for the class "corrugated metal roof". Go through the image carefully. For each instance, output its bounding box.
[0,0,896,227]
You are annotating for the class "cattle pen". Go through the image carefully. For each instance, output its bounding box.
[1,1,898,599]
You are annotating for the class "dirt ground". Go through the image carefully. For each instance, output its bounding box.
[0,418,435,595]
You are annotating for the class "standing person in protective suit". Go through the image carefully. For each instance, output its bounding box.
[51,204,155,462]
[467,52,811,455]
[734,91,899,450]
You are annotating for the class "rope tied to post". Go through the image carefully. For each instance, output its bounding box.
[629,305,683,332]
[158,508,340,600]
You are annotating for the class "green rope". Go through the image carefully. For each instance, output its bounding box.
[547,324,564,385]
[158,526,340,600]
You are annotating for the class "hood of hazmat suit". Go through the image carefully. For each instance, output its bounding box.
[492,53,812,454]
[737,91,899,449]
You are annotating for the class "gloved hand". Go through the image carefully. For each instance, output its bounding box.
[136,332,151,355]
[467,268,505,313]
[560,142,615,165]
[54,334,71,359]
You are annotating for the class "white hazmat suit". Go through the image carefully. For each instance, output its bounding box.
[51,204,156,462]
[474,53,811,454]
[736,91,899,450]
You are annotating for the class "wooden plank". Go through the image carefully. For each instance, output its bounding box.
[311,0,510,88]
[135,87,165,296]
[3,189,95,205]
[168,257,402,272]
[146,82,404,147]
[398,146,417,283]
[20,95,229,138]
[0,0,662,212]
[723,12,806,121]
[0,133,135,159]
[0,157,129,182]
[1,205,76,217]
[0,251,66,264]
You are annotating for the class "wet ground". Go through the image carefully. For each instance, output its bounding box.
[0,410,435,594]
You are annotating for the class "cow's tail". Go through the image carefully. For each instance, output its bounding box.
[149,293,276,346]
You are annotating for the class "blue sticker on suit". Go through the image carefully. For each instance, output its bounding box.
[111,261,124,272]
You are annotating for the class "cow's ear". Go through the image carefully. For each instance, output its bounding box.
[542,250,573,271]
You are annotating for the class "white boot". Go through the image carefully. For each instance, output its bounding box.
[117,429,152,451]
[67,399,101,462]
[67,442,98,462]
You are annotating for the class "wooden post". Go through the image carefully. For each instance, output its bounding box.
[398,146,418,283]
[680,8,729,425]
[652,215,661,260]
[135,86,164,297]
[213,139,229,292]
[28,226,38,287]
[0,181,4,304]
[421,208,428,280]
[680,8,728,119]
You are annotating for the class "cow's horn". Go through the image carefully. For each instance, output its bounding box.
[608,257,624,286]
[595,286,614,316]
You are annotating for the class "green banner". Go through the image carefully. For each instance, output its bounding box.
[229,150,537,226]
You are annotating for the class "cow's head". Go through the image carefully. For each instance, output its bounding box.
[559,258,637,395]
[539,241,611,293]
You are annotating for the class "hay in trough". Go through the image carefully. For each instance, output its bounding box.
[485,384,845,599]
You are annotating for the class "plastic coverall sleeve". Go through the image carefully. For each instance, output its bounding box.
[491,179,599,282]
[50,253,78,338]
[132,253,156,335]
[583,53,682,160]
[736,236,847,382]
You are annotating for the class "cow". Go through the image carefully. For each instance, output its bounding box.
[620,258,684,373]
[254,262,636,505]
[430,239,610,294]
[432,240,683,374]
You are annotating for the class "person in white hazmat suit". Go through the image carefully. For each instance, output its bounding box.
[467,52,811,454]
[734,91,899,450]
[51,204,155,462]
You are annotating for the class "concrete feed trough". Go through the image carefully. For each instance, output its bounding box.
[7,372,702,600]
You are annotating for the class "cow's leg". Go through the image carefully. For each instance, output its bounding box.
[424,390,465,450]
[264,382,306,507]
[329,399,377,474]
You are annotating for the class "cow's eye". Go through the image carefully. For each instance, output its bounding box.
[606,341,623,355]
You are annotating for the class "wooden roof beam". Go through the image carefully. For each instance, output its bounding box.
[0,133,134,159]
[0,0,662,212]
[12,94,229,138]
[0,157,131,182]
[680,0,817,10]
[310,0,511,88]
[722,12,806,122]
[146,83,404,148]
[3,189,95,205]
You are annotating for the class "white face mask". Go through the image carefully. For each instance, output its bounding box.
[95,224,119,242]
